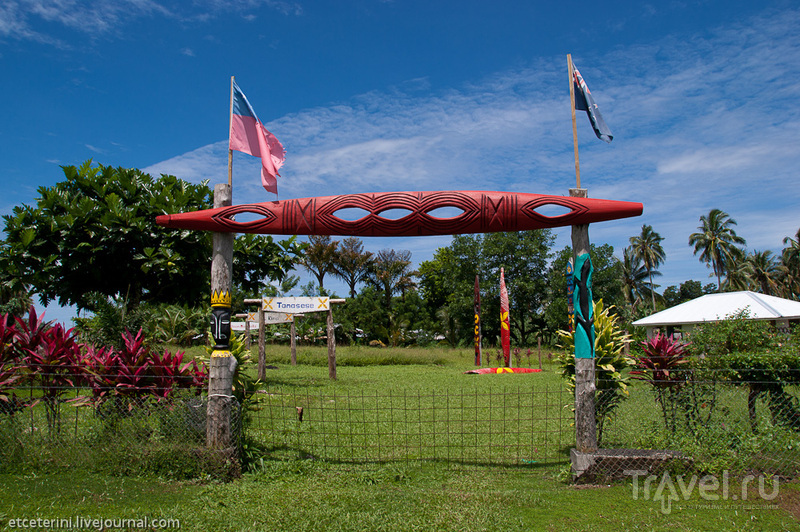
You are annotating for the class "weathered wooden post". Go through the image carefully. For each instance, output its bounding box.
[257,306,266,381]
[290,316,297,366]
[570,187,597,454]
[327,307,336,380]
[207,183,237,452]
[537,336,542,370]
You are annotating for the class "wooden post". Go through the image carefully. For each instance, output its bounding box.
[327,307,336,380]
[567,54,581,189]
[245,319,251,350]
[290,317,297,366]
[538,336,542,370]
[257,307,266,381]
[207,183,236,451]
[570,187,597,454]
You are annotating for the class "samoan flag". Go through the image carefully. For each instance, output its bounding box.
[229,80,286,195]
[572,64,613,143]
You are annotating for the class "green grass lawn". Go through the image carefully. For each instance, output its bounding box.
[2,344,799,530]
[1,464,798,531]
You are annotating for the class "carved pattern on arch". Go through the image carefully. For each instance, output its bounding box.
[157,190,643,237]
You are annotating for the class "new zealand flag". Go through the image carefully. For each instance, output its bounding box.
[573,64,613,143]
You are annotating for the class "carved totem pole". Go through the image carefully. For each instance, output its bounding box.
[570,187,597,453]
[207,184,237,451]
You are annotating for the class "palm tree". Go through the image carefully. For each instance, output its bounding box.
[620,246,659,314]
[368,249,416,310]
[780,228,800,299]
[331,237,374,298]
[688,209,746,292]
[746,250,780,295]
[629,224,665,310]
[300,235,339,293]
[724,250,752,292]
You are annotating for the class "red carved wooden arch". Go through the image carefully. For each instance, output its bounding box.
[156,190,642,236]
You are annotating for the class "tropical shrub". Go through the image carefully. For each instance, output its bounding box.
[687,311,800,433]
[687,309,780,358]
[81,329,207,405]
[22,322,82,435]
[631,334,717,432]
[557,300,633,446]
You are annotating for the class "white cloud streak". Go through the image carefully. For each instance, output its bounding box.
[0,0,300,44]
[145,7,800,291]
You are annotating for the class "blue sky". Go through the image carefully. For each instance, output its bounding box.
[2,1,799,323]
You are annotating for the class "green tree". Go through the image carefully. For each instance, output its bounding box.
[629,224,665,311]
[545,244,622,342]
[419,231,554,348]
[233,233,303,295]
[300,235,339,292]
[688,209,747,292]
[368,249,415,308]
[482,231,554,346]
[331,237,373,298]
[662,280,704,308]
[745,250,780,295]
[619,246,654,314]
[0,161,213,311]
[418,239,479,344]
[779,229,800,299]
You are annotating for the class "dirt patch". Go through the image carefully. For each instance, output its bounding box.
[776,481,800,520]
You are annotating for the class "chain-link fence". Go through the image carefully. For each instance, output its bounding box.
[4,376,800,480]
[585,376,800,480]
[0,384,241,480]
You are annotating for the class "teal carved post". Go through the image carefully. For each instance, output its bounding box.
[570,188,597,453]
[573,252,595,359]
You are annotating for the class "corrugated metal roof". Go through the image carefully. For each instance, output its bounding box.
[632,291,800,327]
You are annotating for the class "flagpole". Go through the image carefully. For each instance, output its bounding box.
[567,54,581,189]
[228,76,234,189]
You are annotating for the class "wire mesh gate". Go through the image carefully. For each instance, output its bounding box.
[245,386,574,469]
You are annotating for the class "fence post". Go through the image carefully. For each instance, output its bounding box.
[291,317,297,366]
[327,307,336,380]
[258,307,266,381]
[207,183,237,452]
[570,187,597,454]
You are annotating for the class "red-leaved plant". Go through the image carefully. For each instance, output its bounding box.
[0,314,19,407]
[17,310,82,435]
[150,348,207,399]
[631,333,691,432]
[631,334,690,388]
[81,329,207,405]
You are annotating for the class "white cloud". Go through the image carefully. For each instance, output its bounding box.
[147,7,800,291]
[0,0,300,44]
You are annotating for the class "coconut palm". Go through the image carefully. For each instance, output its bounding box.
[688,209,747,292]
[780,228,800,299]
[746,250,780,295]
[724,250,752,292]
[629,224,666,310]
[620,246,652,313]
[331,237,374,298]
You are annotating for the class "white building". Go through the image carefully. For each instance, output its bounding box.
[632,291,800,339]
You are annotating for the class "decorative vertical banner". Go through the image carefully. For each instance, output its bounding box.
[566,257,575,333]
[500,267,511,367]
[210,289,232,356]
[474,275,482,366]
[573,253,595,359]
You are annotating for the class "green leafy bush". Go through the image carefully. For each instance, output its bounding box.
[557,300,633,446]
